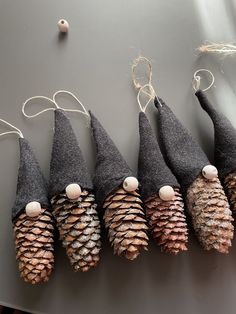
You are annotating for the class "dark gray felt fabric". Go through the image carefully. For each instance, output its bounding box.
[90,111,133,208]
[49,109,93,198]
[138,112,179,200]
[12,138,50,221]
[154,97,209,190]
[196,89,236,179]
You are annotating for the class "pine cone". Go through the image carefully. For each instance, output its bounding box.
[224,171,236,215]
[186,174,234,253]
[51,190,101,272]
[145,187,188,255]
[103,187,148,260]
[14,208,54,284]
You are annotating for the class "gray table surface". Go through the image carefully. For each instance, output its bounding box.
[1,0,236,313]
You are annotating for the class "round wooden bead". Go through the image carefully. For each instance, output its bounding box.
[25,201,42,217]
[202,165,218,180]
[66,183,82,200]
[123,177,139,192]
[57,19,69,33]
[159,185,175,201]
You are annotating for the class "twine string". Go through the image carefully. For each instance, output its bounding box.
[22,90,90,118]
[132,56,158,112]
[0,119,24,138]
[192,69,215,92]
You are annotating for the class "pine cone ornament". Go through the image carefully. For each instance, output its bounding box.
[14,208,54,284]
[49,109,101,271]
[224,171,236,214]
[145,187,187,255]
[11,138,54,284]
[195,90,236,216]
[186,174,234,253]
[138,112,188,255]
[90,112,149,260]
[51,190,101,271]
[155,97,234,253]
[103,187,148,260]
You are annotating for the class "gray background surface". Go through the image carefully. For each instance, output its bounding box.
[0,0,236,313]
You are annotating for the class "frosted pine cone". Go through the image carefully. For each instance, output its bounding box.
[186,174,234,253]
[145,187,188,255]
[103,187,148,260]
[224,171,236,215]
[14,208,54,284]
[51,190,101,272]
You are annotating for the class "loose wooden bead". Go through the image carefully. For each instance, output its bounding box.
[66,183,82,200]
[123,177,139,192]
[202,165,218,180]
[159,185,175,201]
[57,19,69,33]
[25,201,42,217]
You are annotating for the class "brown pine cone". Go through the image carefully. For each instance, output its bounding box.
[51,190,101,272]
[186,174,234,253]
[14,208,54,284]
[145,187,188,255]
[103,187,148,260]
[224,171,236,215]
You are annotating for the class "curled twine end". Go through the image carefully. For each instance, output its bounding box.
[132,56,158,113]
[131,56,153,90]
[197,43,236,55]
[192,69,215,92]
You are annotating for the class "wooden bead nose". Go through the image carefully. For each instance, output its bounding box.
[25,201,42,217]
[159,185,175,201]
[66,183,82,200]
[123,177,139,192]
[202,165,218,180]
[57,19,69,33]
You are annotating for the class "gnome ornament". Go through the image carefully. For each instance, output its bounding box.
[0,120,54,284]
[90,112,149,260]
[138,112,188,254]
[49,109,101,272]
[154,97,234,253]
[195,89,236,215]
[22,91,101,272]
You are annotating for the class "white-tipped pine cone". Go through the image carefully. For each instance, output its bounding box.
[224,171,236,215]
[186,174,234,253]
[103,187,149,260]
[51,190,101,272]
[14,208,54,284]
[145,187,188,255]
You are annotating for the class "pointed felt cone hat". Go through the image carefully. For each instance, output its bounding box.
[89,111,134,207]
[138,112,179,200]
[195,89,236,180]
[154,97,209,190]
[49,109,93,198]
[12,138,50,221]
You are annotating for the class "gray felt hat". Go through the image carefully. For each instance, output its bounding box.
[138,112,179,200]
[196,89,236,180]
[154,97,209,190]
[12,138,50,221]
[90,111,133,208]
[49,109,93,198]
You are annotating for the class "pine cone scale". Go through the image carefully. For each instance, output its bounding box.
[14,208,54,284]
[103,187,148,260]
[224,171,236,215]
[145,187,188,255]
[186,174,234,253]
[51,190,101,272]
